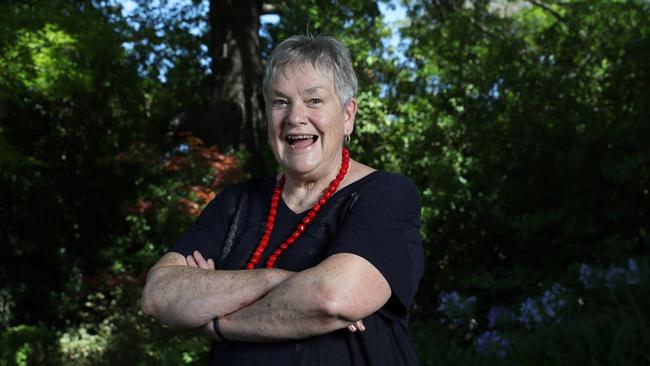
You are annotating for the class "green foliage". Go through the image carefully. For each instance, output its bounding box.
[391,0,650,304]
[2,0,649,364]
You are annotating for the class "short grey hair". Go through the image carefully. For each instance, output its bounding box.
[263,35,358,105]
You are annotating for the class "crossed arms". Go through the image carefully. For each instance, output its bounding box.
[141,250,391,342]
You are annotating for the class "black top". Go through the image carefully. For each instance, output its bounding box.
[170,171,424,366]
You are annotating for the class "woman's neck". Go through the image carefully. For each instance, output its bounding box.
[281,157,344,213]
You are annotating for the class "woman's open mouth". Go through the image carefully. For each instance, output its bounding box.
[285,134,318,149]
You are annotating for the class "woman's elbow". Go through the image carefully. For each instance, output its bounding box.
[140,267,165,317]
[312,281,377,322]
[314,277,391,321]
[140,288,158,317]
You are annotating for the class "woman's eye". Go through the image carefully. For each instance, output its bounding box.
[274,99,287,106]
[310,98,322,104]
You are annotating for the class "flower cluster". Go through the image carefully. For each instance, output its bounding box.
[438,291,476,325]
[476,330,510,358]
[441,258,645,361]
[579,259,641,290]
[541,283,568,319]
[518,298,543,327]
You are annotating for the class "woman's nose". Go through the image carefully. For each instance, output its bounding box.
[285,103,308,126]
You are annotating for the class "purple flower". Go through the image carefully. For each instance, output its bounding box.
[541,283,568,320]
[476,330,510,358]
[579,264,595,289]
[487,306,516,329]
[626,259,640,285]
[605,266,627,289]
[628,259,639,273]
[438,291,477,325]
[518,298,542,327]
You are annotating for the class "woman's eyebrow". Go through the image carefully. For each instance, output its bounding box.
[269,89,289,97]
[304,85,326,94]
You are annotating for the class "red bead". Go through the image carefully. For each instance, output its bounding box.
[292,231,300,239]
[319,198,326,206]
[247,263,255,269]
[274,249,282,255]
[303,216,312,224]
[324,191,332,199]
[298,224,306,232]
[287,237,295,244]
[280,243,289,250]
[307,211,316,219]
[313,204,321,212]
[269,208,277,216]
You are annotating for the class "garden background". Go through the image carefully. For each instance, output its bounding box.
[1,0,649,365]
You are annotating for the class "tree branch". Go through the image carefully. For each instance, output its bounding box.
[528,0,565,23]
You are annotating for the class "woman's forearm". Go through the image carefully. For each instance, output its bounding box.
[218,254,388,342]
[217,272,351,341]
[141,252,294,329]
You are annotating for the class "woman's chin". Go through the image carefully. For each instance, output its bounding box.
[279,149,322,174]
[281,161,318,176]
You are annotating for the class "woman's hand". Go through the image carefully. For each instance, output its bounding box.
[185,251,223,341]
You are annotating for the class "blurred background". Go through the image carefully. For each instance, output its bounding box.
[1,0,649,364]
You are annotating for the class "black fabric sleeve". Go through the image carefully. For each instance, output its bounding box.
[168,193,228,262]
[326,173,424,319]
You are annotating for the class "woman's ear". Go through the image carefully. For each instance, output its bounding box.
[344,98,357,135]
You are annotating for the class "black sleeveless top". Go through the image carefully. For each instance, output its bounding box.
[171,171,424,365]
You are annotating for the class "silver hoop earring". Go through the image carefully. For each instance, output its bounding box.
[344,134,351,144]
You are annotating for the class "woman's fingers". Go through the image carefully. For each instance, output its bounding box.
[193,250,210,269]
[347,320,365,332]
[187,251,215,270]
[186,255,198,268]
[355,320,366,331]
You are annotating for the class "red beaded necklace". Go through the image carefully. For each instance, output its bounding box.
[246,148,350,269]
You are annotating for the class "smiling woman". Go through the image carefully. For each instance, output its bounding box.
[141,35,424,366]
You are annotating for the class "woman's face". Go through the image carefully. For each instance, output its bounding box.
[266,63,356,179]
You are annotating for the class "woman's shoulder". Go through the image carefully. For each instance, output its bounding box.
[351,170,418,195]
[342,168,420,212]
[347,160,417,190]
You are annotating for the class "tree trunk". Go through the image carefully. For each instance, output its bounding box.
[206,0,266,176]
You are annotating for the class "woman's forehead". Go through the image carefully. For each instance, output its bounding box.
[273,62,335,90]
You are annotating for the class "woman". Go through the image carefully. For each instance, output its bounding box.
[141,35,424,365]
